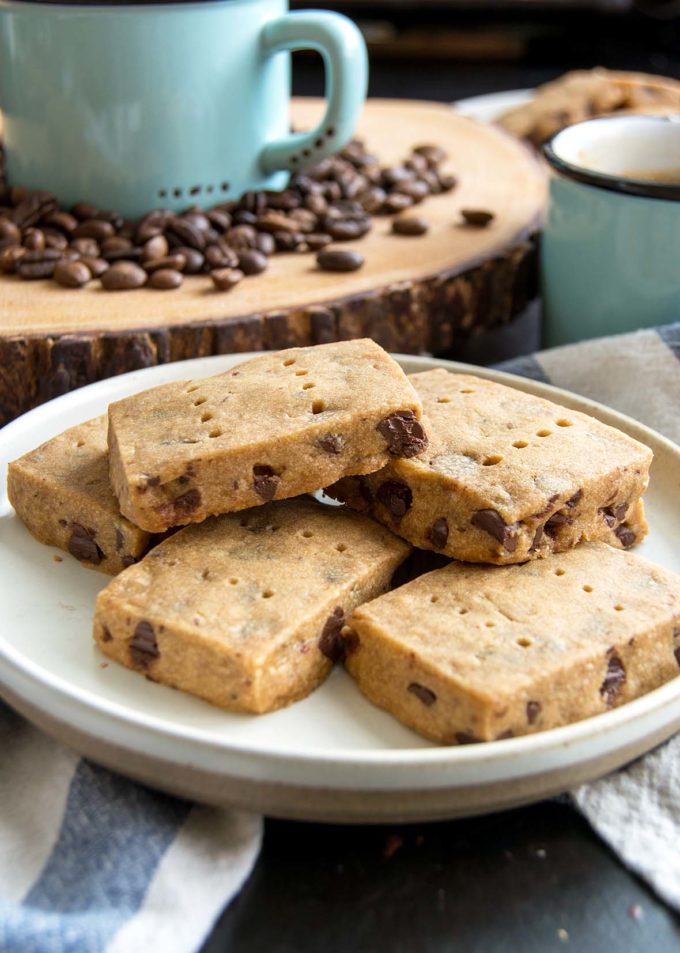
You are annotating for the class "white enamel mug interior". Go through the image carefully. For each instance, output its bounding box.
[547,114,680,196]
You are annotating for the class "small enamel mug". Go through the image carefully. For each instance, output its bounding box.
[0,0,368,218]
[541,115,680,347]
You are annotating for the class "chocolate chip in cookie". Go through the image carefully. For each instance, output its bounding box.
[377,411,427,458]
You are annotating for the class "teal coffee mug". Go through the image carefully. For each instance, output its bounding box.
[0,0,368,218]
[542,115,680,347]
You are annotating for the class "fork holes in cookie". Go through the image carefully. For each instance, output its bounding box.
[262,589,274,599]
[461,389,475,394]
[516,637,532,648]
[302,382,315,390]
[311,400,326,414]
[485,621,495,628]
[295,369,309,377]
[483,455,503,466]
[201,569,211,580]
[459,608,468,615]
[536,429,552,438]
[283,358,296,366]
[194,396,207,406]
[229,577,239,585]
[302,530,314,538]
[437,397,451,404]
[614,604,624,611]
[583,584,593,593]
[430,595,439,604]
[76,440,85,448]
[200,411,213,422]
[512,440,528,449]
[187,385,199,393]
[336,543,347,552]
[556,419,573,427]
[554,568,566,576]
[209,428,223,439]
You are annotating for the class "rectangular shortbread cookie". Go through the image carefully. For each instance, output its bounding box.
[94,498,410,713]
[108,340,427,533]
[328,369,652,564]
[346,543,680,744]
[8,417,153,575]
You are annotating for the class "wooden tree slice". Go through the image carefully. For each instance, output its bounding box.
[0,99,546,425]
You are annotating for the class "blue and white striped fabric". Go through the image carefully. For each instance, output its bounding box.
[1,323,678,951]
[0,698,262,953]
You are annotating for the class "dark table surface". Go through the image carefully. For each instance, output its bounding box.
[203,26,680,952]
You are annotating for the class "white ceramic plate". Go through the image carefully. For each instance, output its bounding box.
[1,354,678,822]
[454,88,532,124]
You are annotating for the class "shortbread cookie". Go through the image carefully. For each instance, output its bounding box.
[8,417,153,574]
[94,498,410,713]
[498,68,680,146]
[327,370,652,564]
[108,340,426,533]
[346,543,680,745]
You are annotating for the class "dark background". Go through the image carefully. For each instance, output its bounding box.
[204,9,680,951]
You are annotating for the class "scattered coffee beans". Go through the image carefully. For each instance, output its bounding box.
[460,208,495,227]
[0,137,463,292]
[392,216,429,236]
[317,249,365,273]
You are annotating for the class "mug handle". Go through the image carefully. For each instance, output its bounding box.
[259,11,368,175]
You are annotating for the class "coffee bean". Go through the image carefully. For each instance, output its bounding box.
[0,218,20,244]
[207,209,232,232]
[205,241,239,270]
[71,201,100,221]
[461,208,495,227]
[149,268,183,290]
[211,267,243,291]
[304,233,332,251]
[54,259,91,288]
[304,193,328,216]
[22,227,44,250]
[392,216,429,236]
[70,237,100,258]
[16,248,62,279]
[256,211,299,234]
[226,224,257,250]
[405,154,429,175]
[255,232,276,256]
[101,236,132,256]
[413,144,447,165]
[288,208,318,232]
[182,210,211,233]
[143,253,187,274]
[42,229,69,251]
[141,234,169,262]
[9,185,30,206]
[382,166,412,187]
[438,172,458,192]
[238,249,268,276]
[12,191,56,228]
[264,188,300,211]
[0,245,26,274]
[100,261,147,290]
[44,211,78,234]
[73,218,115,241]
[166,217,205,250]
[239,190,266,214]
[394,179,430,202]
[317,249,364,272]
[384,193,413,214]
[175,246,205,274]
[274,230,304,251]
[327,219,371,241]
[80,256,109,278]
[136,210,171,244]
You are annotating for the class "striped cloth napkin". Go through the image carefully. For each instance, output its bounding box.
[1,322,678,951]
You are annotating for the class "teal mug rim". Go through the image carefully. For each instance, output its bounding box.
[543,115,680,203]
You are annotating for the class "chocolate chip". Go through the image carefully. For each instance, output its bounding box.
[471,509,519,552]
[115,528,124,552]
[318,606,346,662]
[173,488,201,518]
[526,700,541,724]
[67,523,104,565]
[317,433,345,454]
[129,620,159,668]
[145,475,161,488]
[376,480,412,518]
[566,489,583,508]
[101,626,113,643]
[530,525,544,552]
[343,629,360,655]
[376,410,427,458]
[427,517,449,550]
[544,510,572,537]
[673,627,680,668]
[460,208,494,227]
[454,732,481,745]
[408,682,437,706]
[614,525,636,548]
[600,648,626,707]
[253,465,279,501]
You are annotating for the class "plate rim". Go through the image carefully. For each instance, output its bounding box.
[1,352,678,777]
